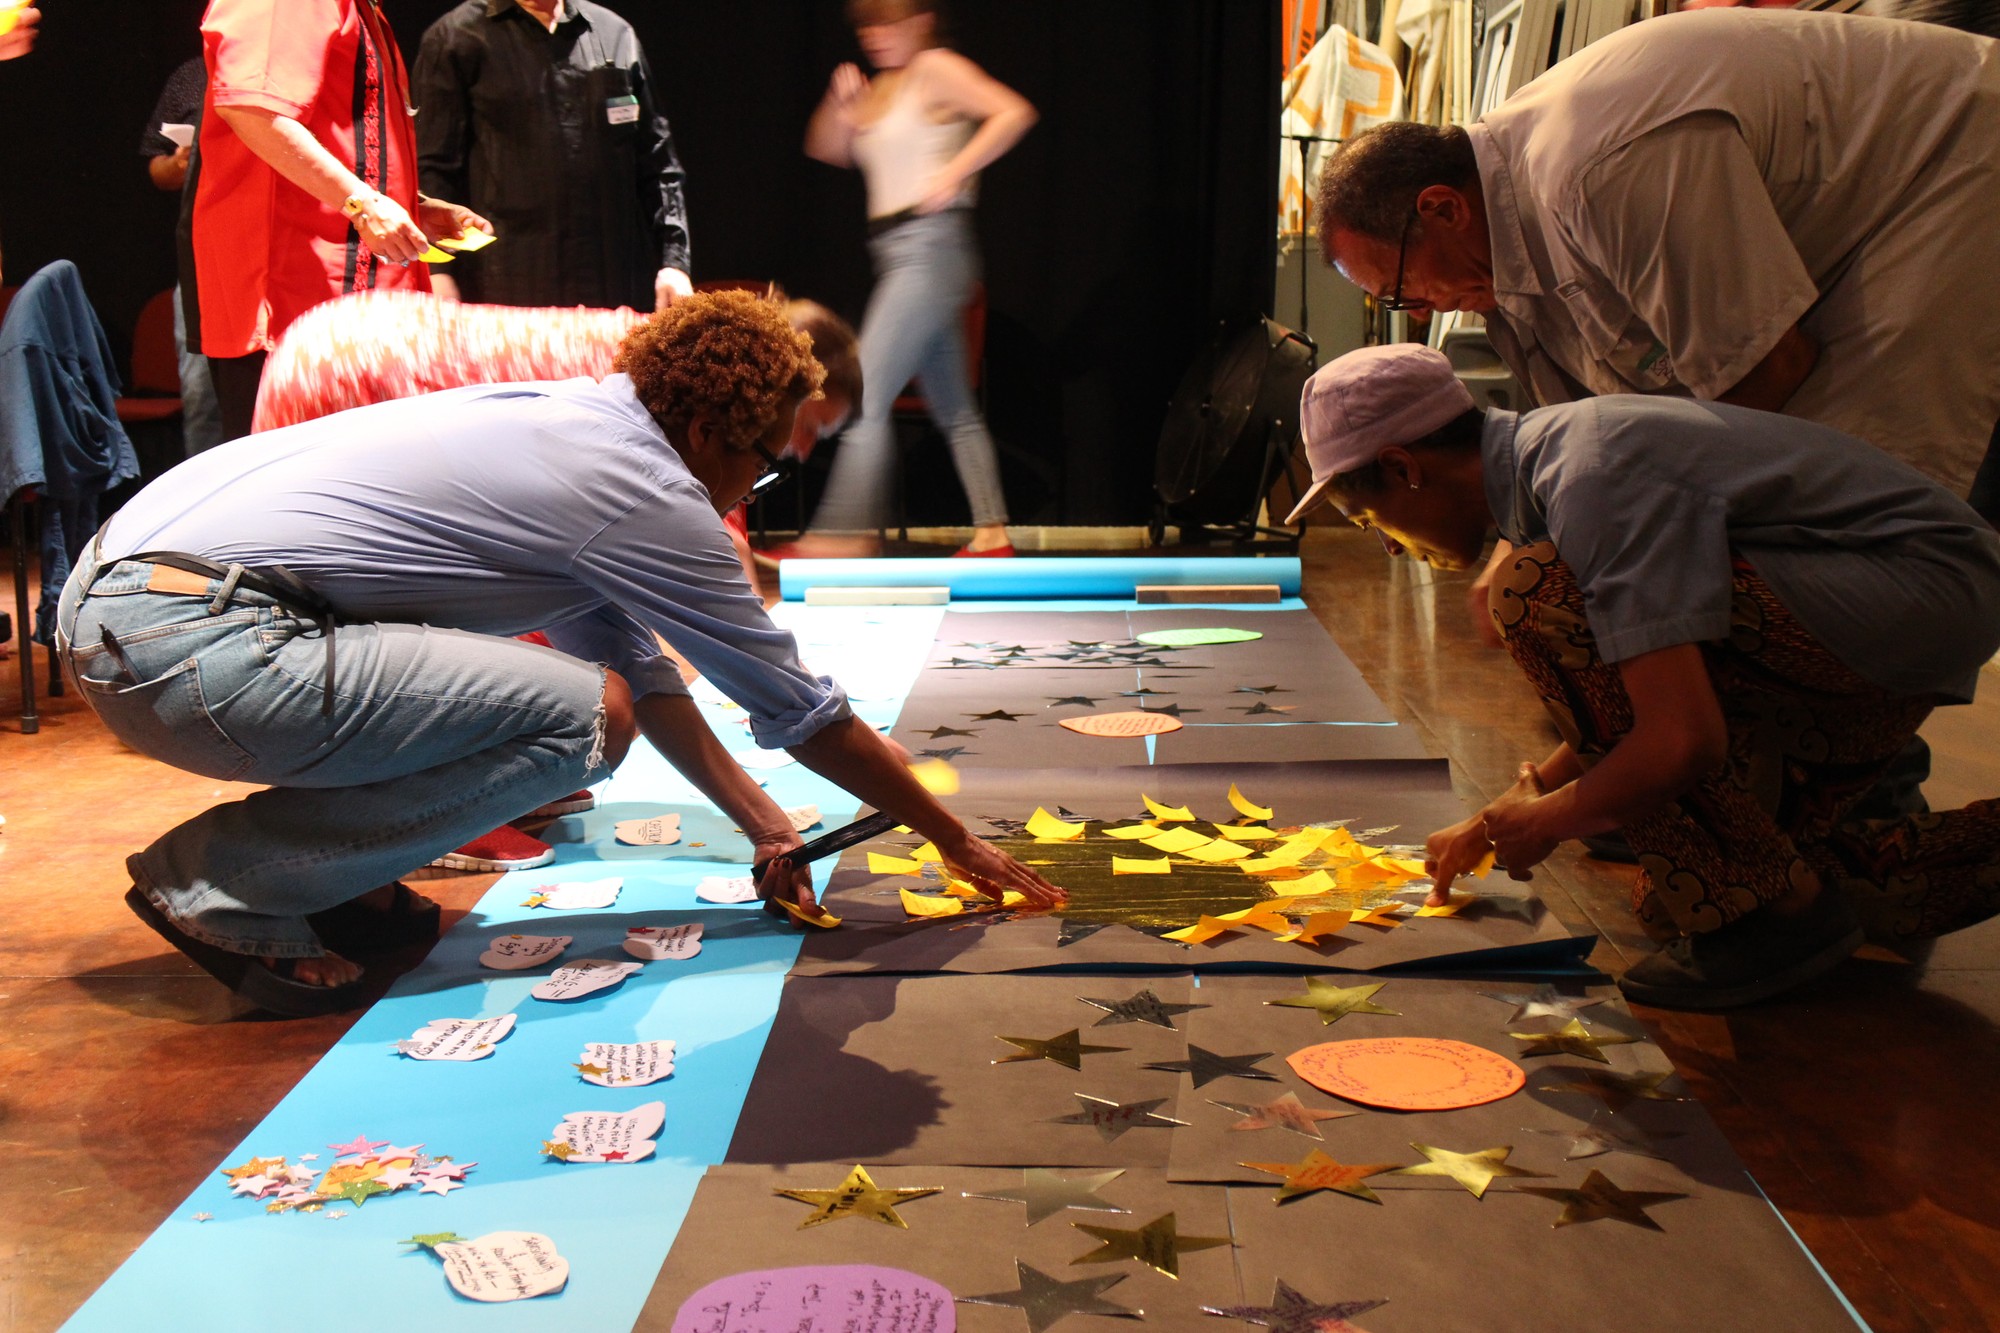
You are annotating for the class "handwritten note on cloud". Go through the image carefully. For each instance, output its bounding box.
[546,1101,664,1164]
[697,875,758,903]
[671,1266,953,1333]
[531,959,642,1002]
[397,1014,517,1061]
[525,878,623,910]
[436,1232,569,1303]
[478,934,572,970]
[623,922,703,961]
[576,1040,675,1088]
[615,816,683,847]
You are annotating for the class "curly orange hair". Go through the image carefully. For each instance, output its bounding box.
[614,291,825,450]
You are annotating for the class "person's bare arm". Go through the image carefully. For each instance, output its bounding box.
[912,50,1036,214]
[805,62,867,167]
[788,715,1065,908]
[214,104,430,262]
[1479,643,1726,875]
[632,693,816,904]
[0,6,39,60]
[1716,323,1819,413]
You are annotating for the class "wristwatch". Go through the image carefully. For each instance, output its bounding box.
[339,191,376,220]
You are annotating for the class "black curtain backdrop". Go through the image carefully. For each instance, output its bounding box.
[0,2,1276,525]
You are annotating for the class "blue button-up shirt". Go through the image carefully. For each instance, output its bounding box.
[1482,396,2000,703]
[103,375,850,747]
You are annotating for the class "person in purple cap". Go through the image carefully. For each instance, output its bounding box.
[1287,344,2000,1008]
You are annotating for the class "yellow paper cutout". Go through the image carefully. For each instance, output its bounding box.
[1112,856,1173,875]
[1346,858,1420,886]
[1001,890,1028,907]
[1163,916,1236,944]
[779,899,842,929]
[1276,911,1351,945]
[1216,825,1278,842]
[1026,807,1087,841]
[1378,856,1429,876]
[900,888,964,918]
[1181,839,1253,864]
[1416,891,1478,917]
[1268,869,1337,897]
[1239,840,1315,872]
[1142,827,1213,855]
[1102,823,1163,841]
[1227,784,1275,821]
[941,878,985,899]
[867,852,924,876]
[1214,901,1292,932]
[910,758,960,795]
[908,841,943,863]
[1143,794,1195,821]
[1470,850,1498,877]
[1350,904,1407,928]
[436,228,495,253]
[417,245,454,264]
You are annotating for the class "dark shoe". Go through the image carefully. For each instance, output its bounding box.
[1580,832,1639,865]
[1617,888,1864,1010]
[124,886,369,1017]
[308,882,442,958]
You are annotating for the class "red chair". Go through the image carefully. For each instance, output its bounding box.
[114,289,183,428]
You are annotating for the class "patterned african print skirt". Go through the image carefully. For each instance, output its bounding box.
[1491,541,2000,942]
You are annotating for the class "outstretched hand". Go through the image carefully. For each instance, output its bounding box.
[942,834,1066,912]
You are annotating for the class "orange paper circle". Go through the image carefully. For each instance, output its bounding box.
[1058,710,1185,738]
[1286,1038,1524,1110]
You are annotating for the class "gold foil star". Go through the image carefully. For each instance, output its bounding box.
[1392,1143,1548,1199]
[959,1261,1139,1333]
[521,893,550,908]
[964,1168,1128,1226]
[1511,1018,1640,1064]
[1208,1092,1356,1140]
[1516,1169,1688,1230]
[540,1140,575,1161]
[1241,1150,1402,1204]
[220,1156,287,1182]
[1539,1069,1688,1113]
[1069,1211,1233,1279]
[773,1164,941,1229]
[1052,1095,1190,1142]
[1266,978,1400,1026]
[573,1062,610,1078]
[993,1030,1128,1070]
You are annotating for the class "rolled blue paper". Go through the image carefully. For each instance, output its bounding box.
[779,556,1301,600]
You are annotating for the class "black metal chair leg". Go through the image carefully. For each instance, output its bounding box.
[12,493,38,734]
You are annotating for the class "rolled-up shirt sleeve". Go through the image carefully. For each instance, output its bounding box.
[204,0,343,117]
[538,603,690,701]
[571,481,852,747]
[1540,463,1736,665]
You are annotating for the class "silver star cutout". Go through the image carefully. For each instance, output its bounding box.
[1141,1045,1279,1088]
[1203,1280,1385,1333]
[1078,988,1207,1030]
[1530,1113,1683,1162]
[959,1261,1139,1333]
[1478,983,1609,1026]
[963,1168,1129,1226]
[1052,1094,1190,1142]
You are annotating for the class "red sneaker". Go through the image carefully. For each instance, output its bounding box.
[429,824,555,872]
[528,789,596,818]
[953,543,1016,558]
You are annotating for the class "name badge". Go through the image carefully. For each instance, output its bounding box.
[606,94,639,126]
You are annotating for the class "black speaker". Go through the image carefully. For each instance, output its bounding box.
[1153,315,1315,546]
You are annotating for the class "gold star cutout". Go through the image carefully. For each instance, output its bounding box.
[1266,978,1401,1026]
[1203,1279,1386,1333]
[963,1168,1128,1226]
[1207,1092,1356,1140]
[993,1029,1128,1070]
[1539,1068,1688,1113]
[774,1164,941,1229]
[1069,1211,1233,1278]
[1392,1143,1548,1199]
[573,1062,610,1078]
[959,1261,1140,1333]
[220,1156,287,1182]
[541,1140,575,1160]
[1516,1169,1688,1230]
[1511,1018,1640,1064]
[521,893,550,908]
[1240,1150,1403,1204]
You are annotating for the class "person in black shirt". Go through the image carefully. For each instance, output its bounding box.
[140,56,224,455]
[413,0,691,311]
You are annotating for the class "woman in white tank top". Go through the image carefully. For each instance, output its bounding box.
[781,0,1037,559]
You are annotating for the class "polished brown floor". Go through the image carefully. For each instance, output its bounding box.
[2,529,1996,1332]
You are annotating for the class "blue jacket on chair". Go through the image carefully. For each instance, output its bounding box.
[0,259,141,641]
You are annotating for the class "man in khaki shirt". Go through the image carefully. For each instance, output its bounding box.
[1318,8,2000,500]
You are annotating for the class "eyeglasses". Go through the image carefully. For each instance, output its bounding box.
[747,440,795,498]
[1376,209,1426,313]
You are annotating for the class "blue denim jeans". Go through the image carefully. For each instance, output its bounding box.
[812,210,1010,533]
[172,283,224,455]
[57,543,609,958]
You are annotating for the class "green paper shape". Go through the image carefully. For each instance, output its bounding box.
[1135,627,1263,647]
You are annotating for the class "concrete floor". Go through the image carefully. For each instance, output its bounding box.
[1,527,1996,1331]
